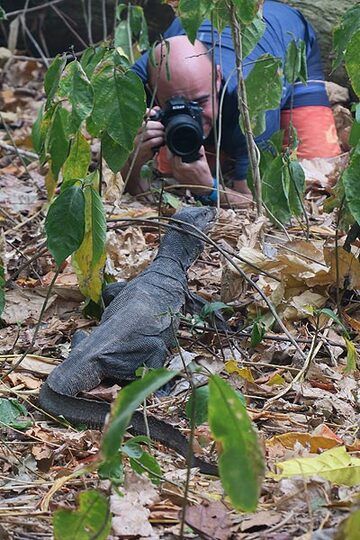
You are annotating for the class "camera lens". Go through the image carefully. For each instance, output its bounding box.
[165,114,203,160]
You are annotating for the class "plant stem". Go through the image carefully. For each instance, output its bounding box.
[228,2,263,216]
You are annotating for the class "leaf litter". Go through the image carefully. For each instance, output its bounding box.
[0,52,359,540]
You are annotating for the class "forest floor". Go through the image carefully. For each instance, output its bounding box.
[0,55,359,540]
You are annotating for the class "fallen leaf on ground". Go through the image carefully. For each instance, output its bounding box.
[184,500,233,540]
[271,446,360,486]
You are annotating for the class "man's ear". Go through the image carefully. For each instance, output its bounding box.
[215,65,222,93]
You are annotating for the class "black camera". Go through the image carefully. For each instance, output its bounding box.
[152,96,204,163]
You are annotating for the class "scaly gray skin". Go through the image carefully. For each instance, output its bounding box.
[39,206,218,475]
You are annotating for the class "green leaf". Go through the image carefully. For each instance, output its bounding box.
[32,104,44,155]
[233,0,260,25]
[272,446,360,487]
[0,398,32,430]
[53,490,111,540]
[87,186,106,265]
[81,46,112,79]
[284,40,301,84]
[343,153,360,226]
[69,61,94,123]
[288,159,305,217]
[344,338,358,374]
[45,185,85,266]
[356,103,360,124]
[49,106,69,178]
[178,0,208,44]
[44,54,66,105]
[344,30,360,97]
[115,20,132,58]
[0,264,5,318]
[250,321,266,347]
[185,385,209,426]
[0,7,7,20]
[262,155,292,225]
[200,301,234,319]
[208,376,264,511]
[72,176,106,303]
[63,132,91,183]
[161,191,181,209]
[130,451,162,485]
[336,509,360,540]
[90,61,145,150]
[349,118,360,148]
[298,40,308,84]
[100,369,177,482]
[242,14,266,58]
[244,54,282,136]
[101,131,128,173]
[333,4,360,71]
[318,308,349,338]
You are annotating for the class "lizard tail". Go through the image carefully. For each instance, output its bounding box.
[38,382,217,476]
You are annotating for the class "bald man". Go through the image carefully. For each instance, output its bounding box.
[122,0,340,207]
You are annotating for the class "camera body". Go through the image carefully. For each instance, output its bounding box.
[152,96,204,163]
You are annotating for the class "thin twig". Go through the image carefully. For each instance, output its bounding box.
[0,141,38,160]
[1,267,60,380]
[6,0,66,18]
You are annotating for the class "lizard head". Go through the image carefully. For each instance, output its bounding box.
[171,205,217,233]
[158,206,217,268]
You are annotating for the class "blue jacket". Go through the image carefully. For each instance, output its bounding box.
[132,0,329,180]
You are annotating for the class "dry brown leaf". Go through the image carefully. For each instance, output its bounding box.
[7,372,41,390]
[106,228,153,279]
[7,354,57,375]
[1,288,57,324]
[324,246,360,289]
[184,500,233,540]
[266,432,342,454]
[283,291,327,321]
[111,472,160,538]
[239,510,282,532]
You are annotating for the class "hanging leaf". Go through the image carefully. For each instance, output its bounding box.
[208,375,264,512]
[287,159,305,217]
[272,446,360,487]
[344,30,360,97]
[102,131,129,173]
[333,4,360,71]
[185,385,209,426]
[342,153,360,226]
[32,104,44,155]
[99,369,177,482]
[262,155,292,225]
[244,54,282,136]
[72,178,106,302]
[53,490,111,540]
[242,14,266,58]
[90,59,145,151]
[63,132,91,183]
[44,54,66,105]
[233,0,260,25]
[49,106,70,179]
[68,61,94,130]
[45,185,85,266]
[178,0,208,44]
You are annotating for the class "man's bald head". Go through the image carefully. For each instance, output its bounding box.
[148,36,211,91]
[148,35,222,137]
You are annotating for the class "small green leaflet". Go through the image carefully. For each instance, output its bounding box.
[0,398,32,430]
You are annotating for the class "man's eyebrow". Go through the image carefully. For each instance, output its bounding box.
[195,94,210,102]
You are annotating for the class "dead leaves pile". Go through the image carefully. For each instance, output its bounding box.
[0,53,359,539]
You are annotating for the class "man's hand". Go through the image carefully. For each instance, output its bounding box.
[134,107,165,164]
[168,146,213,194]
